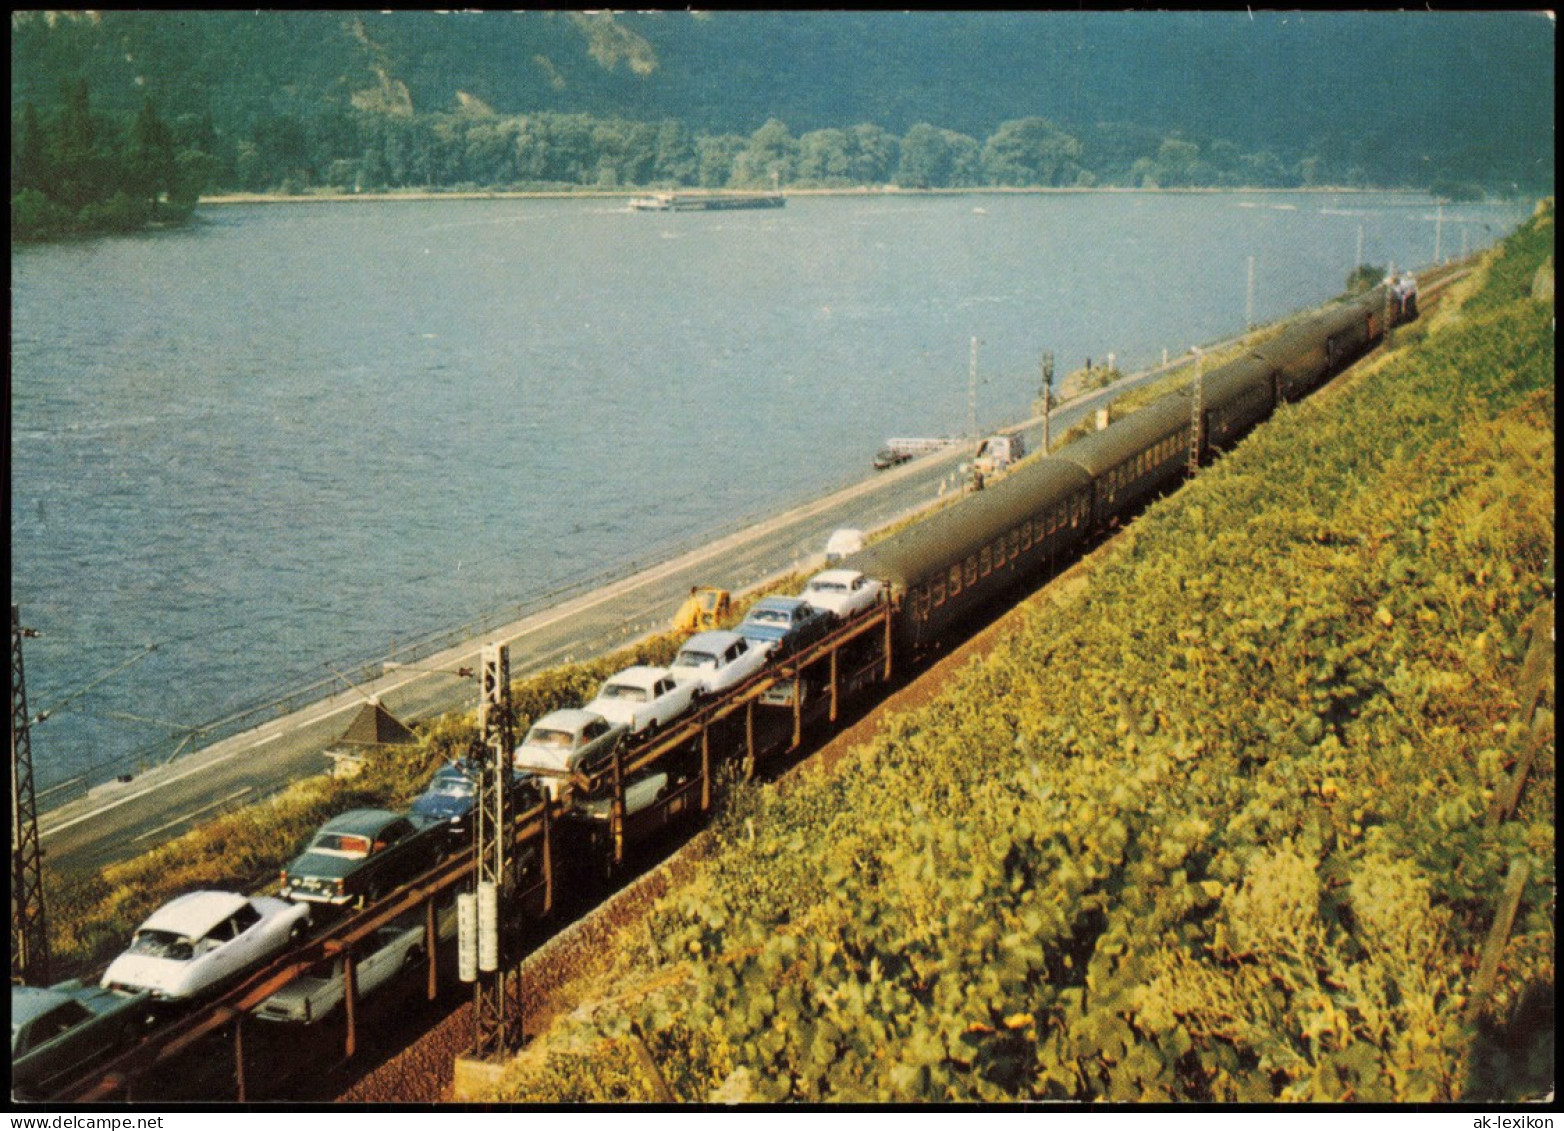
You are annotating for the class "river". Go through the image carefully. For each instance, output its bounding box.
[10,190,1528,796]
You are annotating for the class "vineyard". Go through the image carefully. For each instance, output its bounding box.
[491,202,1555,1103]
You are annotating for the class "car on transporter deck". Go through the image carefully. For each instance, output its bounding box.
[11,980,157,1100]
[100,891,310,1001]
[280,809,445,908]
[736,596,837,657]
[584,665,699,738]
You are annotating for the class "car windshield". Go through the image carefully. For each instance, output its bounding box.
[676,650,718,670]
[748,609,789,625]
[128,929,195,961]
[601,683,648,703]
[809,581,847,593]
[427,777,474,800]
[525,727,575,750]
[311,832,373,858]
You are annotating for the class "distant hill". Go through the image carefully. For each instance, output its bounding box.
[10,11,1556,195]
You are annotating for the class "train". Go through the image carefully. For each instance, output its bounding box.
[843,278,1414,650]
[32,272,1417,1102]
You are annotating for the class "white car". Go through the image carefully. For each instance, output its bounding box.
[101,891,310,1002]
[800,569,884,619]
[255,905,452,1024]
[668,630,769,697]
[513,708,629,799]
[584,665,698,738]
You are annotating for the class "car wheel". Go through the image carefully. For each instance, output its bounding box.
[642,719,658,741]
[288,920,307,946]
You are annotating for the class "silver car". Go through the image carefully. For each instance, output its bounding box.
[668,630,769,697]
[100,891,310,1001]
[584,665,698,737]
[513,708,629,799]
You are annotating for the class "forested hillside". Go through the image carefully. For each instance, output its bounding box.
[11,11,1554,226]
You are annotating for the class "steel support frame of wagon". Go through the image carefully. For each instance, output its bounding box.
[343,951,359,1058]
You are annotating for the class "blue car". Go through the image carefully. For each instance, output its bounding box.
[410,759,540,843]
[736,596,837,657]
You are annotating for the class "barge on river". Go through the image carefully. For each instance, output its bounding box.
[629,191,785,212]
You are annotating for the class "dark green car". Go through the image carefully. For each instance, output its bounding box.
[280,808,443,908]
[11,981,155,1101]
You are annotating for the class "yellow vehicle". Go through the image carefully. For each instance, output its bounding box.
[672,587,731,633]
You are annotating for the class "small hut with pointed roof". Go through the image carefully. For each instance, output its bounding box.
[325,696,418,778]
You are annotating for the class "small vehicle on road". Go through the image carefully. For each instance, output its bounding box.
[281,809,444,908]
[584,665,698,738]
[737,596,837,657]
[100,891,310,1002]
[800,569,884,619]
[824,528,865,563]
[668,630,769,697]
[11,981,156,1100]
[513,708,630,800]
[671,586,731,633]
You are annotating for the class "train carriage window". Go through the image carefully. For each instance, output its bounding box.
[914,585,931,620]
[979,545,992,577]
[1020,520,1032,551]
[931,574,946,607]
[1008,529,1020,560]
[965,557,978,586]
[949,564,962,597]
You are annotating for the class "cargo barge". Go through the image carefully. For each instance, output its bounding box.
[629,192,785,212]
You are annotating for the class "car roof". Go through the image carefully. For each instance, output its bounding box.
[808,569,862,585]
[320,808,404,835]
[12,985,76,1027]
[678,630,745,651]
[751,596,805,611]
[600,665,669,687]
[140,890,252,936]
[530,708,602,730]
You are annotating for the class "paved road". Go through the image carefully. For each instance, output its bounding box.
[35,347,1222,878]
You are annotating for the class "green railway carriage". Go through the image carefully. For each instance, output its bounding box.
[1256,287,1385,402]
[1190,353,1279,454]
[843,279,1410,658]
[843,458,1094,648]
[1055,391,1193,531]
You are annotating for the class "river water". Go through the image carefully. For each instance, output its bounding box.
[10,191,1527,794]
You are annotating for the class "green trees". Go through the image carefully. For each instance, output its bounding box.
[12,76,1488,233]
[896,123,981,189]
[11,83,213,239]
[980,117,1084,187]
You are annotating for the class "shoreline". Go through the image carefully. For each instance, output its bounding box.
[199,184,1444,206]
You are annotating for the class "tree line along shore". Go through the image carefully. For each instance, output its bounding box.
[14,78,1499,241]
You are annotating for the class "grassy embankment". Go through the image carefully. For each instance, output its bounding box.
[485,201,1555,1103]
[41,580,806,979]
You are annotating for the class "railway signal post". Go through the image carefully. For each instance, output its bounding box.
[1188,348,1204,475]
[12,604,49,986]
[468,642,522,1063]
